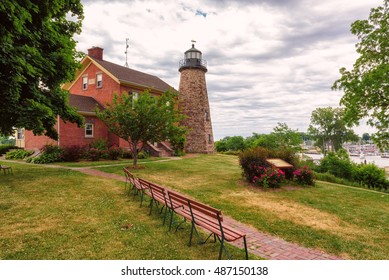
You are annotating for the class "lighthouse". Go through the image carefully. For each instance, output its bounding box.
[178,42,215,153]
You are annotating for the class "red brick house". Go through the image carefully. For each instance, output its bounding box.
[18,47,175,156]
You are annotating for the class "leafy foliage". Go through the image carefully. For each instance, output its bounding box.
[0,0,84,139]
[216,123,303,152]
[96,90,186,166]
[316,150,355,180]
[5,149,33,160]
[252,167,285,189]
[332,1,389,149]
[238,146,298,183]
[354,163,388,191]
[0,135,15,145]
[239,147,270,182]
[215,136,246,152]
[0,145,19,155]
[308,107,358,153]
[27,145,63,164]
[293,166,315,186]
[61,145,86,162]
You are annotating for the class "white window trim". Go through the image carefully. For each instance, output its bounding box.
[82,76,88,90]
[17,128,24,140]
[96,73,102,88]
[85,123,94,138]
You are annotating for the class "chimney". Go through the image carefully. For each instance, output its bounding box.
[88,46,104,60]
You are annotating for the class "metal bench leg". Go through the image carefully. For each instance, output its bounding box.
[189,222,203,246]
[218,237,225,260]
[243,236,249,260]
[139,191,145,207]
[216,235,232,260]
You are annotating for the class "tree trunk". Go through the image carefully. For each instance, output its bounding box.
[132,141,138,167]
[128,140,138,167]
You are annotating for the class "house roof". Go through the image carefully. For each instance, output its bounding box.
[91,57,174,93]
[69,94,104,113]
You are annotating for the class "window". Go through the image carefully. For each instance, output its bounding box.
[131,92,139,108]
[96,73,102,88]
[205,110,209,121]
[17,128,24,140]
[208,134,212,144]
[85,123,94,137]
[82,76,88,90]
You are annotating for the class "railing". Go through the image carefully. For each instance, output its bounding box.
[179,58,207,69]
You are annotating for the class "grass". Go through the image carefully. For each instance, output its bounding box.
[0,160,249,260]
[98,154,389,260]
[41,157,163,168]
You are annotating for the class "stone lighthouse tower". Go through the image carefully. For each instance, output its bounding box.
[178,43,215,153]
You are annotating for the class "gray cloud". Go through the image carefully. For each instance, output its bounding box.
[77,0,381,139]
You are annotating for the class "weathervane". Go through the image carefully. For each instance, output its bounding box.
[124,38,129,68]
[191,39,196,47]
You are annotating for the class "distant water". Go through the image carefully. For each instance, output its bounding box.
[305,154,389,168]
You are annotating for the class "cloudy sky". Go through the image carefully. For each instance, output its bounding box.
[76,0,382,140]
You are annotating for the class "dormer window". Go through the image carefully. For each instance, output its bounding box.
[96,73,102,88]
[82,76,88,90]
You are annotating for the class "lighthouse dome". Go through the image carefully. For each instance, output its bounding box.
[184,44,202,59]
[179,43,207,72]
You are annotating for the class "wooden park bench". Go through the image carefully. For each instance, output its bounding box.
[138,178,172,225]
[122,172,249,259]
[0,164,13,175]
[166,190,249,260]
[123,168,149,207]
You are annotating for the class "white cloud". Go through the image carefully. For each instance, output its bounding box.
[77,0,383,140]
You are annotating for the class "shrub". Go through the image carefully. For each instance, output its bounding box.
[90,138,109,151]
[27,153,59,164]
[85,148,101,161]
[293,166,315,186]
[107,145,122,160]
[137,150,149,159]
[0,145,19,155]
[239,147,270,182]
[62,145,86,162]
[253,167,285,189]
[27,145,63,164]
[317,152,355,180]
[239,146,298,182]
[122,150,133,159]
[5,149,33,160]
[354,163,388,191]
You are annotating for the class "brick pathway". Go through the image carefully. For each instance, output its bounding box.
[75,167,342,260]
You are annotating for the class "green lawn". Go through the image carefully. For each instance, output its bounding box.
[0,161,248,260]
[98,154,389,260]
[1,154,388,260]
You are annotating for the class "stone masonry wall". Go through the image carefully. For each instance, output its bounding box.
[178,68,215,153]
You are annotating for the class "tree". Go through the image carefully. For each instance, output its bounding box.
[362,133,371,142]
[96,90,186,166]
[271,122,303,151]
[332,0,389,149]
[308,107,359,153]
[0,0,84,139]
[215,136,246,152]
[249,123,302,151]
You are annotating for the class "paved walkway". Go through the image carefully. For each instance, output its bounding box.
[74,167,342,260]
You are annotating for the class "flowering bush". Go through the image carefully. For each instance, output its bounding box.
[62,145,86,162]
[107,144,122,160]
[253,166,285,189]
[85,148,101,161]
[293,166,315,186]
